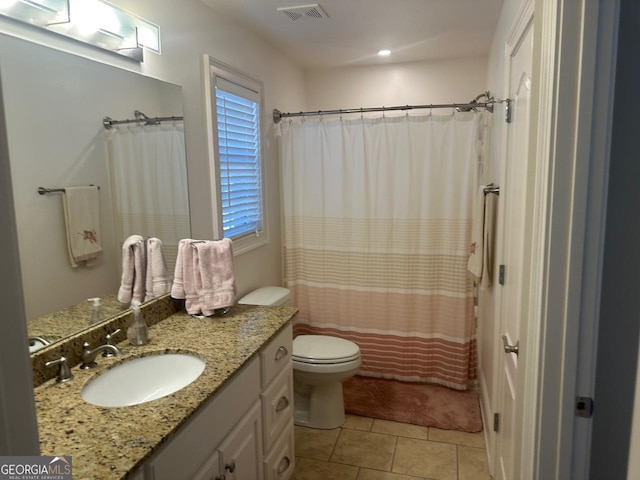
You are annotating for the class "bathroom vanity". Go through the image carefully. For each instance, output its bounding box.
[33,304,297,480]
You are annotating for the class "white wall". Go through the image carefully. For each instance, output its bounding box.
[0,0,307,302]
[304,57,487,113]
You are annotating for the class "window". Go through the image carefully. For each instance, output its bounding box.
[206,57,267,254]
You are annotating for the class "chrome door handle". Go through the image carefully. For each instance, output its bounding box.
[501,335,519,356]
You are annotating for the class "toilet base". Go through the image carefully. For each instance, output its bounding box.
[293,380,346,429]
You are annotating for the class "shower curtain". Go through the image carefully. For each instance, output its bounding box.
[107,124,190,275]
[280,113,485,390]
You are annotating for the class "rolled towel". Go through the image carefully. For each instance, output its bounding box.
[171,239,202,315]
[117,235,144,304]
[145,237,171,302]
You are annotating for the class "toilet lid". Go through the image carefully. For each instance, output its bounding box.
[292,335,361,364]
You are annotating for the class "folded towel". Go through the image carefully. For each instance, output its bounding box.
[467,185,498,288]
[117,235,145,304]
[171,239,202,315]
[145,237,171,302]
[195,239,236,315]
[481,192,498,288]
[62,186,102,268]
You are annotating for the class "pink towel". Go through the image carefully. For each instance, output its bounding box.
[117,235,145,304]
[171,239,202,315]
[195,239,236,315]
[145,237,171,302]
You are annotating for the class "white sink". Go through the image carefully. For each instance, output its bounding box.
[81,353,206,407]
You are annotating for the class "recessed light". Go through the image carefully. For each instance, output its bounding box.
[377,49,391,57]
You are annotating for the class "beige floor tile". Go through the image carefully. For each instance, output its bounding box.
[292,457,359,480]
[331,429,397,471]
[428,428,485,448]
[458,446,491,480]
[357,468,424,480]
[294,425,341,461]
[371,419,428,440]
[344,415,374,431]
[392,437,457,480]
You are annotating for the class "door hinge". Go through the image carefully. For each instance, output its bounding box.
[493,413,500,432]
[505,99,512,123]
[575,396,594,418]
[499,265,506,285]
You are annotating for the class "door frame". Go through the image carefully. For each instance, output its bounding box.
[522,0,619,478]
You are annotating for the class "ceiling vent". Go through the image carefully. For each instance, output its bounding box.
[277,4,329,21]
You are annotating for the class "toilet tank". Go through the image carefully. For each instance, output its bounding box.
[237,286,292,307]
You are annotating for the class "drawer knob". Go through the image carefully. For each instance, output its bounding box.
[275,346,288,360]
[276,396,290,412]
[277,456,291,475]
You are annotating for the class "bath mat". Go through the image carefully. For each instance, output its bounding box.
[343,375,482,432]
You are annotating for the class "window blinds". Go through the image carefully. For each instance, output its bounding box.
[215,79,262,239]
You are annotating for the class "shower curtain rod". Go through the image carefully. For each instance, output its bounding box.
[273,91,509,124]
[102,110,183,130]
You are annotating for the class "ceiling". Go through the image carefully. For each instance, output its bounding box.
[201,0,504,69]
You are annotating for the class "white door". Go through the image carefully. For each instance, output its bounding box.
[495,15,534,480]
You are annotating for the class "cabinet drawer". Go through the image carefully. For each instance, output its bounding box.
[261,323,293,388]
[261,364,294,452]
[264,421,295,480]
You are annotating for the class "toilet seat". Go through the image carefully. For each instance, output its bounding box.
[293,335,361,365]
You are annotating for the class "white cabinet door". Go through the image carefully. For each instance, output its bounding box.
[218,401,263,480]
[191,453,222,480]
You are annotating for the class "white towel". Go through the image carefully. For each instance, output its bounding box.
[117,235,145,304]
[171,238,236,315]
[62,186,102,268]
[171,239,203,315]
[482,193,498,288]
[467,185,498,287]
[195,239,236,315]
[145,237,171,302]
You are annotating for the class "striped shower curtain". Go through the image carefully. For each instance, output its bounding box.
[280,113,484,390]
[106,124,190,275]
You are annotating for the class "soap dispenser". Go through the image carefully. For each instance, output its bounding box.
[127,301,149,345]
[88,297,103,325]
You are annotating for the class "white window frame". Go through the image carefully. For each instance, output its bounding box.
[204,55,268,255]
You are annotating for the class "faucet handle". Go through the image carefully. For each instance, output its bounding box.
[45,356,74,383]
[103,329,122,357]
[81,342,98,369]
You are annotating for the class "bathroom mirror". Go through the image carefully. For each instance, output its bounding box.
[0,33,191,351]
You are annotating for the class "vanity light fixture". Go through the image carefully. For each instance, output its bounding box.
[377,49,391,57]
[0,0,160,61]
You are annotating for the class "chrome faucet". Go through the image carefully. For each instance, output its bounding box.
[80,341,121,369]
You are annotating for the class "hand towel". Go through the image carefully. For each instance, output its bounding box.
[171,239,202,315]
[481,192,498,288]
[144,237,171,302]
[117,235,145,304]
[467,185,486,282]
[467,185,499,288]
[62,186,102,268]
[195,239,236,315]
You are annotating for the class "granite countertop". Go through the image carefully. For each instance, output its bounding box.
[28,294,130,342]
[34,304,297,480]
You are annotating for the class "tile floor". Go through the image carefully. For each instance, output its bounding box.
[292,415,491,480]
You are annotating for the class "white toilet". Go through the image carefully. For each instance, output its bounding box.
[238,287,362,429]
